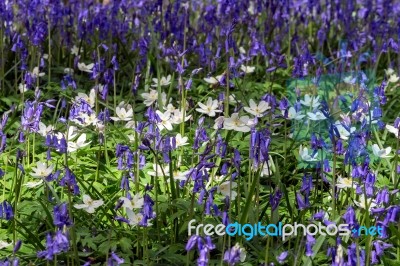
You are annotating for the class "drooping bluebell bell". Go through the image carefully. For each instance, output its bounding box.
[343,206,358,236]
[115,144,134,170]
[204,187,217,216]
[13,240,22,254]
[296,192,309,210]
[223,243,245,266]
[197,236,215,266]
[185,235,199,251]
[0,201,13,220]
[59,168,80,195]
[305,234,315,257]
[107,252,124,265]
[270,189,282,211]
[21,101,44,133]
[277,251,288,264]
[139,193,155,227]
[37,230,69,261]
[53,203,72,228]
[376,188,389,205]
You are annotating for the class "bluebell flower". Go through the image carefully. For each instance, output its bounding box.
[223,243,246,265]
[0,201,13,220]
[59,168,80,195]
[108,252,124,265]
[53,203,72,228]
[277,251,288,264]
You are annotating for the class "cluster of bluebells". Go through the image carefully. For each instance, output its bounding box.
[37,203,71,260]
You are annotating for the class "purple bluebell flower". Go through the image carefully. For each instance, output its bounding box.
[270,189,282,211]
[0,201,13,220]
[59,168,80,195]
[223,243,245,265]
[53,203,72,228]
[305,234,315,257]
[277,251,288,264]
[376,188,389,205]
[13,240,22,253]
[139,193,155,226]
[108,252,124,265]
[296,192,309,210]
[37,230,69,261]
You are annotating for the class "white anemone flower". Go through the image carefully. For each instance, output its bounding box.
[171,109,192,124]
[385,68,395,76]
[386,124,399,137]
[77,62,94,73]
[126,208,143,226]
[240,65,255,74]
[68,133,91,153]
[300,94,320,108]
[75,89,96,107]
[388,74,399,83]
[355,195,377,210]
[260,157,275,177]
[334,122,355,140]
[74,195,104,213]
[38,122,55,137]
[32,67,45,78]
[120,194,144,210]
[24,179,44,188]
[299,145,318,162]
[204,74,224,85]
[173,133,189,147]
[307,111,327,121]
[141,89,167,106]
[217,181,238,200]
[343,76,356,85]
[173,170,190,181]
[151,75,172,87]
[287,107,305,120]
[71,45,82,56]
[31,162,54,178]
[336,176,357,189]
[80,113,100,127]
[110,102,133,121]
[371,144,392,158]
[19,83,28,93]
[244,99,270,117]
[196,97,222,117]
[156,110,173,131]
[224,113,252,132]
[147,164,169,177]
[64,68,74,75]
[0,240,12,250]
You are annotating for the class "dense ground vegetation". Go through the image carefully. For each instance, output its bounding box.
[1,0,400,265]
